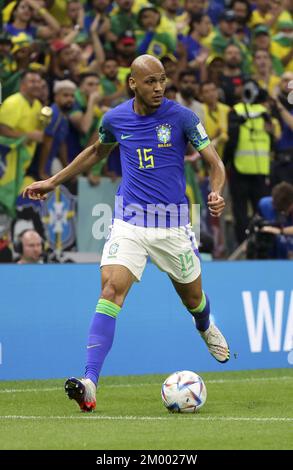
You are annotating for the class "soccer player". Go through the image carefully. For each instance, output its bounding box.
[23,55,229,412]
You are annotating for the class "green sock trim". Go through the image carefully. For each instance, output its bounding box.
[96,298,121,318]
[188,291,206,314]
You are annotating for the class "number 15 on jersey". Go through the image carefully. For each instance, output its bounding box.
[137,148,154,169]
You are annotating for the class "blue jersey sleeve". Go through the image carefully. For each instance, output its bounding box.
[98,112,117,144]
[181,107,210,151]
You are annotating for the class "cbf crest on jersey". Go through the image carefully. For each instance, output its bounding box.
[156,123,172,146]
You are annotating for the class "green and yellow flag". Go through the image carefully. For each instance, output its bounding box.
[0,136,31,217]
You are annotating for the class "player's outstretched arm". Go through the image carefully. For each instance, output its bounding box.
[23,140,117,200]
[200,144,226,217]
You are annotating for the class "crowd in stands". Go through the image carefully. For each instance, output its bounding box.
[0,0,293,262]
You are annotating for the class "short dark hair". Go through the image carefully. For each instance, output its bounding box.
[103,56,118,64]
[272,182,293,213]
[165,84,178,93]
[20,69,41,82]
[178,69,196,81]
[200,80,217,90]
[189,13,207,33]
[78,72,99,85]
[231,0,252,20]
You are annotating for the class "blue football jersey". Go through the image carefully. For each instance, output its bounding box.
[99,98,210,227]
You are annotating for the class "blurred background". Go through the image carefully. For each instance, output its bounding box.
[0,0,292,264]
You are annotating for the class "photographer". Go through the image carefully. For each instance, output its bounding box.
[248,182,293,259]
[224,80,278,244]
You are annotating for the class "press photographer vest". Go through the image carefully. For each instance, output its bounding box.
[233,103,271,175]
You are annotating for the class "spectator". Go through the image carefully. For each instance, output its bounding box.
[15,229,44,264]
[200,81,231,257]
[87,13,106,73]
[100,58,127,107]
[158,0,180,42]
[271,19,293,73]
[0,70,43,166]
[249,0,292,31]
[206,55,225,86]
[164,83,178,100]
[37,78,50,105]
[231,0,252,27]
[0,33,14,85]
[212,9,251,71]
[211,10,238,56]
[5,0,60,40]
[258,181,293,259]
[252,49,280,96]
[0,213,13,263]
[69,72,103,150]
[7,33,47,97]
[230,0,252,43]
[249,0,272,28]
[218,43,246,106]
[176,69,204,122]
[38,79,76,180]
[178,0,224,27]
[84,0,112,44]
[136,4,176,59]
[161,54,180,87]
[48,41,79,95]
[179,13,212,65]
[201,81,230,158]
[11,33,33,71]
[252,25,284,76]
[113,30,137,83]
[271,72,293,185]
[181,0,206,17]
[110,0,137,39]
[66,0,85,30]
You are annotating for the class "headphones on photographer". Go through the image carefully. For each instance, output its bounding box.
[14,229,45,255]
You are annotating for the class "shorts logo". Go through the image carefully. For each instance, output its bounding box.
[156,124,172,144]
[109,242,119,256]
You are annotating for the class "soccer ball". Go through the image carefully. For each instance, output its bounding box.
[161,370,207,413]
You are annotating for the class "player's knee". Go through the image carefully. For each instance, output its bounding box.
[101,280,125,307]
[183,292,203,310]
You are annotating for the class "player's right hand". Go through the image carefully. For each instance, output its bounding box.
[22,179,56,200]
[207,192,225,217]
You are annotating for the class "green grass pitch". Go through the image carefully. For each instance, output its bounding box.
[0,368,292,450]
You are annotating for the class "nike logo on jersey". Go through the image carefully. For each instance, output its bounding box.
[121,134,133,140]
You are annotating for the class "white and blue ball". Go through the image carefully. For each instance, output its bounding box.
[161,370,207,413]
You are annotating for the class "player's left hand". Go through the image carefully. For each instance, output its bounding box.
[207,192,225,217]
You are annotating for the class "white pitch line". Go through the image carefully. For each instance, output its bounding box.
[0,415,293,423]
[0,387,61,394]
[0,376,292,394]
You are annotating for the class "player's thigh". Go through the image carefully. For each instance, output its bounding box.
[147,225,201,285]
[170,274,202,309]
[101,220,148,282]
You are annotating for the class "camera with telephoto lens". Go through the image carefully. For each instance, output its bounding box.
[241,80,272,124]
[246,215,281,259]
